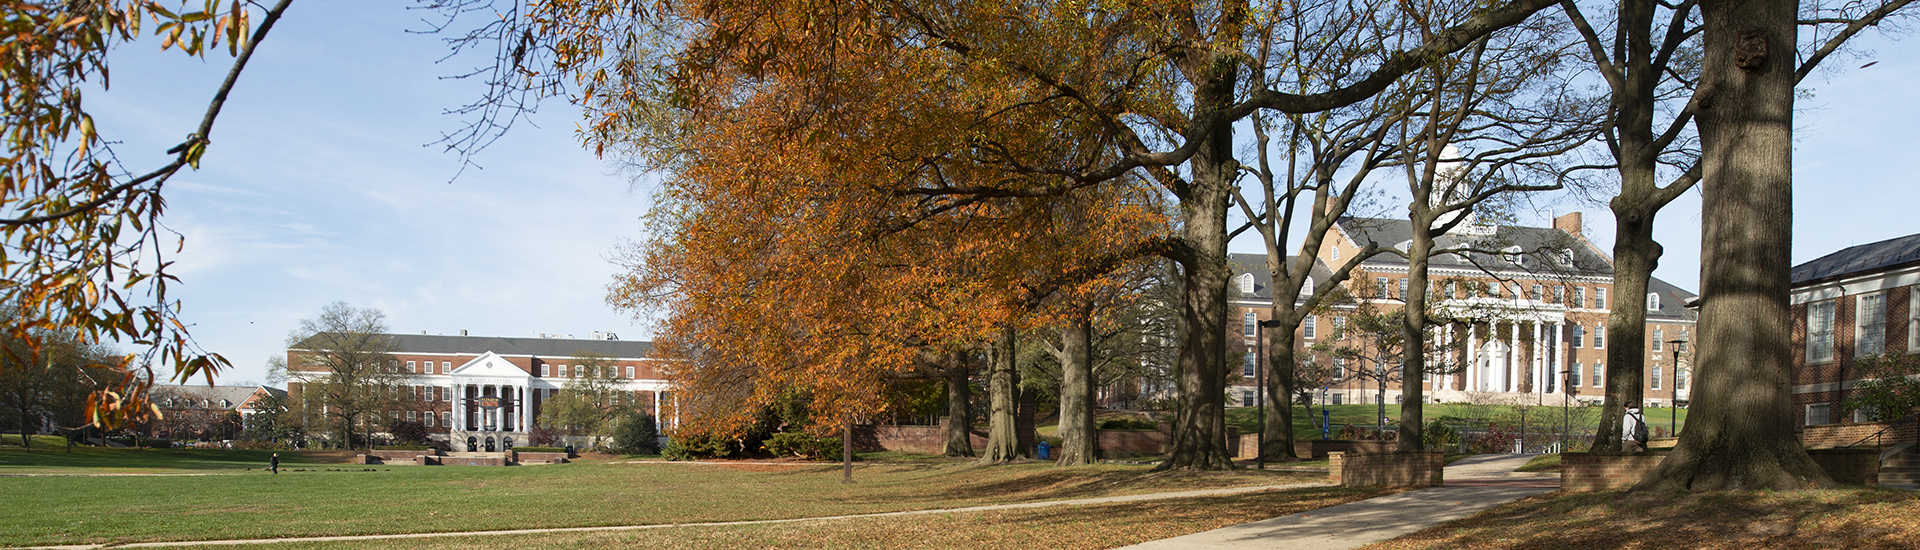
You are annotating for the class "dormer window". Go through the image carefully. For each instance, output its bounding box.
[1559,248,1575,265]
[1239,273,1256,295]
[1502,245,1525,265]
[1648,292,1661,311]
[1300,277,1315,296]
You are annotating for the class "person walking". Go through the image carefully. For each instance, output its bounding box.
[270,452,280,475]
[1622,408,1649,453]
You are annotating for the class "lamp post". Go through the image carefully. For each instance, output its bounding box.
[1255,318,1285,470]
[1667,338,1688,435]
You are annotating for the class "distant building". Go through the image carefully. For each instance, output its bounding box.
[146,384,285,440]
[1226,212,1697,408]
[285,333,670,449]
[1790,232,1920,428]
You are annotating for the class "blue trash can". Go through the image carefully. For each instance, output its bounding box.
[1037,441,1051,460]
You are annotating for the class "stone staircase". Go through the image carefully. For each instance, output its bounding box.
[1879,442,1920,486]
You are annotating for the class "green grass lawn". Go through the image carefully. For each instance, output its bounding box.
[0,446,1328,547]
[0,435,339,474]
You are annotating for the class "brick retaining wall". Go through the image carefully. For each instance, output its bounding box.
[1329,451,1443,487]
[1801,421,1917,449]
[1562,448,1880,491]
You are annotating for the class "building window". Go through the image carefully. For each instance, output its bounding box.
[1243,352,1257,377]
[1301,277,1316,296]
[1652,329,1664,352]
[1807,402,1831,426]
[1648,292,1662,312]
[1332,358,1346,381]
[1677,367,1689,391]
[1330,393,1343,405]
[407,360,416,374]
[1858,292,1886,357]
[1244,311,1258,338]
[1808,299,1837,363]
[1596,288,1607,309]
[626,366,635,378]
[1240,273,1256,294]
[441,361,450,372]
[1575,287,1587,308]
[1331,246,1340,261]
[407,410,418,422]
[1304,315,1317,339]
[542,365,551,377]
[1572,325,1585,348]
[1445,281,1458,300]
[1652,364,1662,390]
[574,365,585,377]
[440,411,449,427]
[424,413,435,428]
[1242,390,1256,406]
[1594,326,1606,349]
[1332,316,1346,330]
[1554,286,1566,304]
[1531,285,1543,301]
[1399,279,1409,300]
[1377,277,1390,298]
[1912,288,1919,353]
[1572,363,1583,387]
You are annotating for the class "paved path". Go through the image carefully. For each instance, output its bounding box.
[12,482,1334,550]
[1115,454,1557,550]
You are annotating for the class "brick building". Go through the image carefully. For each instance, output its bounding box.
[1790,232,1920,428]
[1227,212,1697,408]
[286,332,670,449]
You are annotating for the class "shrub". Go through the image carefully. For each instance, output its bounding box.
[762,432,839,459]
[612,412,661,455]
[1098,417,1157,430]
[1422,420,1459,450]
[386,421,429,445]
[661,441,693,461]
[527,424,559,447]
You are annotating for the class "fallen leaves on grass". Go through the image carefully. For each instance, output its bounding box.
[1366,487,1920,550]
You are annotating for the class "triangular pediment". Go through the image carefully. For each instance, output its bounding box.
[449,351,530,378]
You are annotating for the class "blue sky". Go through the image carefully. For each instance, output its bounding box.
[96,2,1920,387]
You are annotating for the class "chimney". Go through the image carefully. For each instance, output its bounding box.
[1554,212,1583,237]
[460,329,468,336]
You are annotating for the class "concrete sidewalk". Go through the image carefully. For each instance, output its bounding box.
[1116,454,1556,550]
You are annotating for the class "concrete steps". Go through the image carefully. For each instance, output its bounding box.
[1882,446,1920,485]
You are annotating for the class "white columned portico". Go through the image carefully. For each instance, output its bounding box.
[1467,324,1481,392]
[1532,322,1545,394]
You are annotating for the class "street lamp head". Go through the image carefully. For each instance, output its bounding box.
[1666,339,1688,353]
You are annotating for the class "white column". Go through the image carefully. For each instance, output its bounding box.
[1506,323,1519,392]
[1556,323,1569,394]
[1532,322,1545,393]
[453,384,463,431]
[1467,324,1481,392]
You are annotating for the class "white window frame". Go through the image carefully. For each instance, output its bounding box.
[1857,292,1886,358]
[1575,287,1587,308]
[1377,277,1390,298]
[626,366,635,378]
[1591,363,1604,387]
[1331,246,1340,261]
[1594,326,1606,349]
[441,361,451,372]
[1304,315,1317,340]
[1648,292,1661,312]
[1571,363,1583,387]
[1652,329,1664,352]
[1243,311,1258,338]
[1807,299,1837,364]
[1806,402,1831,426]
[1651,364,1662,390]
[1554,286,1566,304]
[1572,325,1584,348]
[406,360,416,374]
[1239,273,1256,294]
[1243,352,1257,377]
[542,365,551,377]
[1399,279,1409,300]
[1596,287,1607,309]
[424,413,435,428]
[1445,281,1458,300]
[1532,284,1544,301]
[1911,288,1919,354]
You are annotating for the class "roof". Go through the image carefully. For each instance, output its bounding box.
[1227,253,1335,302]
[1334,217,1612,277]
[295,333,655,360]
[1791,232,1920,286]
[1646,276,1699,322]
[151,385,277,411]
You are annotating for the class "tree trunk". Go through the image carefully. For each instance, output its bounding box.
[1056,308,1100,465]
[1399,230,1433,451]
[1637,0,1831,491]
[944,349,975,457]
[980,325,1023,464]
[1157,95,1236,471]
[1596,223,1658,452]
[1263,317,1301,460]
